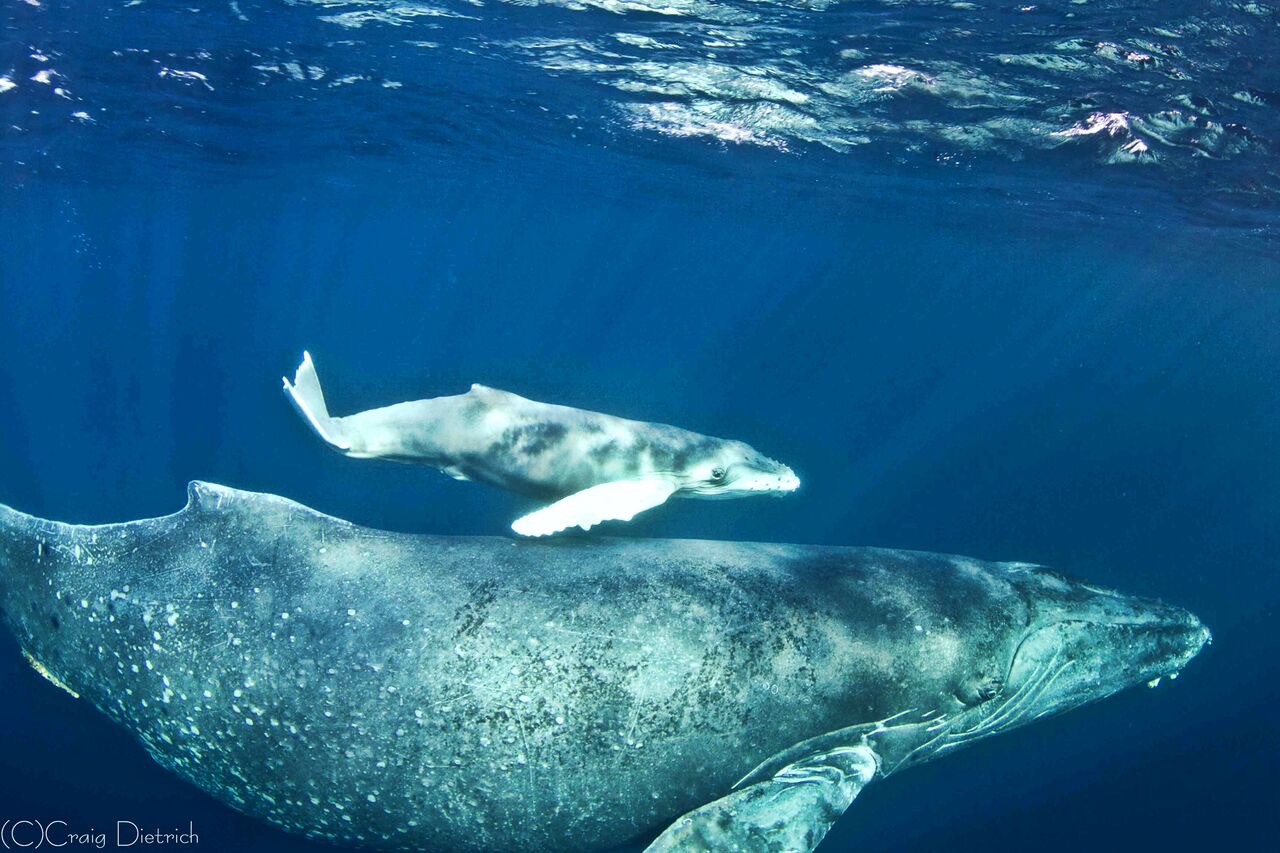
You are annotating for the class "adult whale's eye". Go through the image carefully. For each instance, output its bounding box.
[957,673,1004,707]
[710,467,726,481]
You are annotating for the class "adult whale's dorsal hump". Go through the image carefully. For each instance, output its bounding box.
[282,352,800,536]
[0,483,1209,852]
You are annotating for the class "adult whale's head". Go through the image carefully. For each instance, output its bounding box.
[652,559,1210,851]
[0,484,1206,853]
[957,565,1207,740]
[709,557,1209,795]
[677,439,800,498]
[861,562,1210,777]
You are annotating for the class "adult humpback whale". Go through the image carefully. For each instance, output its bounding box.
[283,352,799,536]
[0,483,1207,852]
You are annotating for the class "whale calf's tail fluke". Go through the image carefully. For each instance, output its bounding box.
[283,352,352,451]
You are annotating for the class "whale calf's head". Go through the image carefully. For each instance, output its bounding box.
[896,563,1211,768]
[681,440,800,498]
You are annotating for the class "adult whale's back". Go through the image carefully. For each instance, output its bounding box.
[0,483,1207,852]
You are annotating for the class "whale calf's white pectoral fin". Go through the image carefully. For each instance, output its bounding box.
[510,477,678,537]
[644,745,878,853]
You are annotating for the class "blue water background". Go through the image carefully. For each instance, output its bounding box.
[2,0,1278,850]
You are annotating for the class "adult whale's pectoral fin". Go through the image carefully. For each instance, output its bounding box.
[511,477,678,537]
[644,745,878,853]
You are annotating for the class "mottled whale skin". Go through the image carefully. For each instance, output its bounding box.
[283,352,799,536]
[0,484,1208,852]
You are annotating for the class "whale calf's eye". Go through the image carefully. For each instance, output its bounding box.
[710,467,726,481]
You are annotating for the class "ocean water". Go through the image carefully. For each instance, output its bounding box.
[0,0,1277,850]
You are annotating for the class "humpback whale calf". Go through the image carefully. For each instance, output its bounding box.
[283,352,799,536]
[0,483,1207,852]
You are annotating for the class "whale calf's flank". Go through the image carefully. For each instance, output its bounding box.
[282,351,800,536]
[0,482,1208,852]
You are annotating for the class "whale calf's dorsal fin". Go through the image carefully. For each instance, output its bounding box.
[466,383,531,406]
